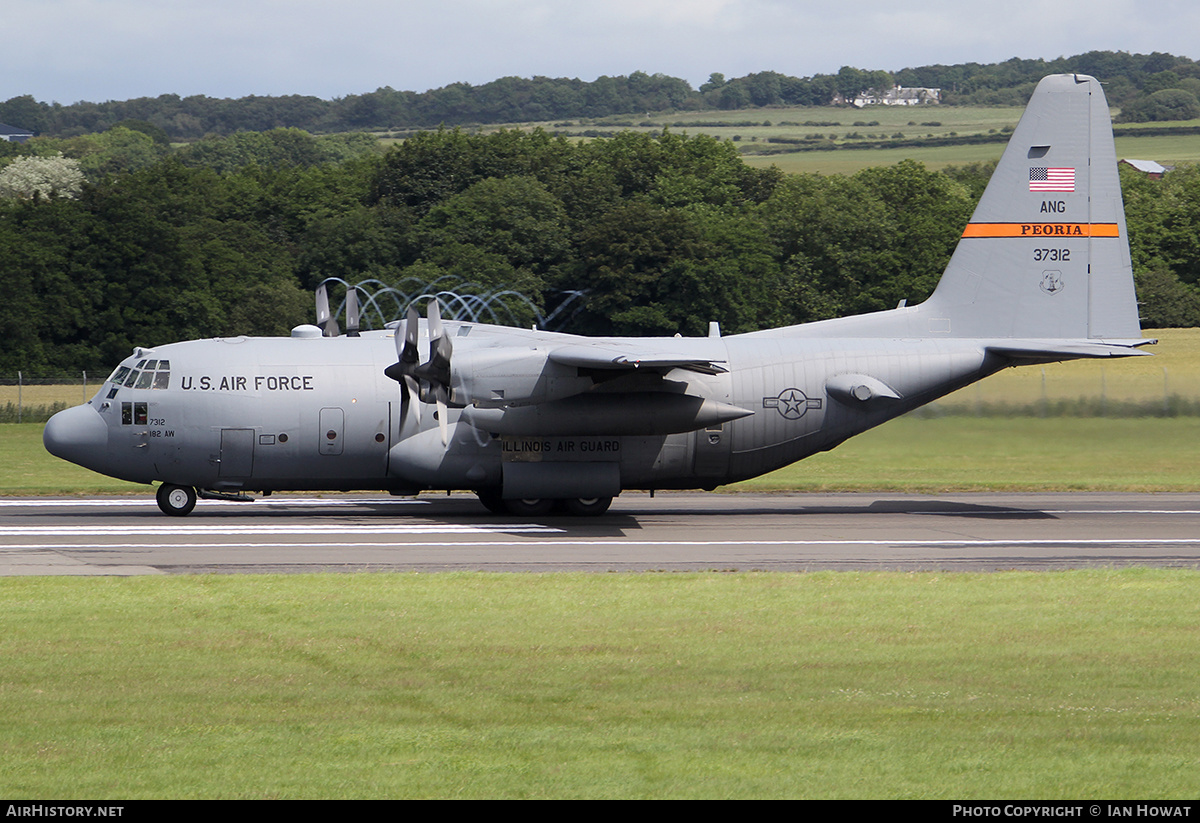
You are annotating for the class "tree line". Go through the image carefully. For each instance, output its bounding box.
[2,51,1198,140]
[2,126,1198,376]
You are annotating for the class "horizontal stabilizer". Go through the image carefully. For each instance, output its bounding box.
[986,339,1156,363]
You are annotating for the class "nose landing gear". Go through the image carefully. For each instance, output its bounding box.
[156,483,197,517]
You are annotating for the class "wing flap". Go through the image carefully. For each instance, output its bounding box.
[548,345,728,374]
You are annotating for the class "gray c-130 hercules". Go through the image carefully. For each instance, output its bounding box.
[45,74,1154,516]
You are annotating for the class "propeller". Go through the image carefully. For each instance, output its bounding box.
[315,281,363,337]
[384,299,454,445]
[384,305,422,425]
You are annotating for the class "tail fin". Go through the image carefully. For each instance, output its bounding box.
[924,73,1141,340]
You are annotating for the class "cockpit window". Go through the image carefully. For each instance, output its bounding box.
[114,360,171,391]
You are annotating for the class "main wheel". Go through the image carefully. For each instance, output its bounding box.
[561,496,613,516]
[476,489,506,515]
[503,497,555,516]
[156,483,197,517]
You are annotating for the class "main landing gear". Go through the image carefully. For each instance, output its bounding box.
[475,490,612,517]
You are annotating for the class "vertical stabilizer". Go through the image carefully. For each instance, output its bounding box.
[924,74,1141,340]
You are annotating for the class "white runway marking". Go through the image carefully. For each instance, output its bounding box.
[0,497,429,508]
[7,538,1200,551]
[924,509,1200,516]
[0,523,564,536]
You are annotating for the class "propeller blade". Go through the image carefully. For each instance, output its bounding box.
[406,375,421,424]
[345,288,360,337]
[385,306,427,426]
[315,283,338,337]
[426,298,443,341]
[424,299,452,385]
[402,305,420,365]
[426,300,453,446]
[436,388,449,447]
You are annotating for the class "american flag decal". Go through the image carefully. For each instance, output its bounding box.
[1029,167,1075,192]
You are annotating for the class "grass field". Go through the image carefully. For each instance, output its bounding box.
[743,130,1200,176]
[0,383,94,407]
[2,570,1198,799]
[732,417,1200,492]
[743,142,1007,176]
[484,103,1200,175]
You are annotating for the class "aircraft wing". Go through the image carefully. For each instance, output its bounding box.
[547,345,729,374]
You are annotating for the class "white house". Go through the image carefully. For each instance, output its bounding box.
[1120,158,1169,179]
[852,86,941,108]
[0,122,34,143]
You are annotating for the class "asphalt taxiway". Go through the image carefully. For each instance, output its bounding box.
[3,492,1200,575]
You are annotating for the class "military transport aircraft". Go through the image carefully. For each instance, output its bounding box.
[44,74,1153,517]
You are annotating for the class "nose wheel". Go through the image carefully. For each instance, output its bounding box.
[156,483,197,516]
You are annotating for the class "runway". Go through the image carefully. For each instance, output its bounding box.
[4,491,1200,575]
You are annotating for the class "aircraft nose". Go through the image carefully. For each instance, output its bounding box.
[43,404,109,467]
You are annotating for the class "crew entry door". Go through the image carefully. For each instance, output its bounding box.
[218,428,255,478]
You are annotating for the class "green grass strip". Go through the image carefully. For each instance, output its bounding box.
[731,417,1200,492]
[2,571,1199,799]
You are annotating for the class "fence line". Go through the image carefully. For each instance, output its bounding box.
[0,372,91,423]
[914,365,1199,418]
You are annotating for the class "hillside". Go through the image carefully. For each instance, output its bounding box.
[1,50,1197,140]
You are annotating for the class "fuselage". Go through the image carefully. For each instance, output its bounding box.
[43,321,999,497]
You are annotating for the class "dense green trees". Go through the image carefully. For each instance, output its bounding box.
[4,52,1199,140]
[1119,88,1200,122]
[1121,164,1200,326]
[1,123,1198,375]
